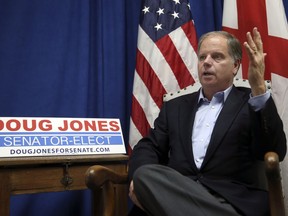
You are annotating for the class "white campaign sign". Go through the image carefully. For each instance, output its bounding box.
[0,117,126,157]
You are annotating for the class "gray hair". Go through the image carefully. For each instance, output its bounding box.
[198,31,242,63]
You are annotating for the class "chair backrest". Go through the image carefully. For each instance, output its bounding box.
[163,78,271,102]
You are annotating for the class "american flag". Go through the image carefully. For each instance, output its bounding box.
[222,0,288,209]
[129,0,198,150]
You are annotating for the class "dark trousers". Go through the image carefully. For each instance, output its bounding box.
[130,164,241,216]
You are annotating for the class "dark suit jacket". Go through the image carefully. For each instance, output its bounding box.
[128,86,287,216]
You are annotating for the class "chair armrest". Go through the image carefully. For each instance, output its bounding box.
[265,152,281,180]
[85,165,128,190]
[85,165,129,216]
[264,152,285,216]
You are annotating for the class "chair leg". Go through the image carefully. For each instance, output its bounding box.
[114,184,128,216]
[91,182,115,216]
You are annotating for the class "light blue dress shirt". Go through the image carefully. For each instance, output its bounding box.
[192,85,270,169]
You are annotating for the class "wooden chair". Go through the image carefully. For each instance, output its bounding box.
[85,79,285,216]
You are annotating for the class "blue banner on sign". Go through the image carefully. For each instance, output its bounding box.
[0,132,123,147]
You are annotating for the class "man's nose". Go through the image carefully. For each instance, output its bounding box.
[203,55,213,66]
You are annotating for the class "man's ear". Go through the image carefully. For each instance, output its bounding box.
[233,59,241,76]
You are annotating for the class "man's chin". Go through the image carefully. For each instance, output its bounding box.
[200,79,217,87]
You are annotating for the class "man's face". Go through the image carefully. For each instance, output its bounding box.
[197,35,239,93]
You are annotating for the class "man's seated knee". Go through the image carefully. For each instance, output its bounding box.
[133,164,158,185]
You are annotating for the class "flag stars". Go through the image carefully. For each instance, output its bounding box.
[142,6,150,14]
[156,8,165,16]
[172,0,181,4]
[154,23,163,31]
[171,11,179,19]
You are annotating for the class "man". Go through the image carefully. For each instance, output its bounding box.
[128,28,287,216]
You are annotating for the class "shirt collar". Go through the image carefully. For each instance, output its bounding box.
[198,85,233,103]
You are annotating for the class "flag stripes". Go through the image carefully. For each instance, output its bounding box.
[135,50,166,109]
[155,32,194,89]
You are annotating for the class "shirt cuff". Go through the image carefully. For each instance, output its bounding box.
[248,91,271,111]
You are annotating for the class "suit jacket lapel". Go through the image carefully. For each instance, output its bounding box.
[200,86,248,169]
[178,90,200,171]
